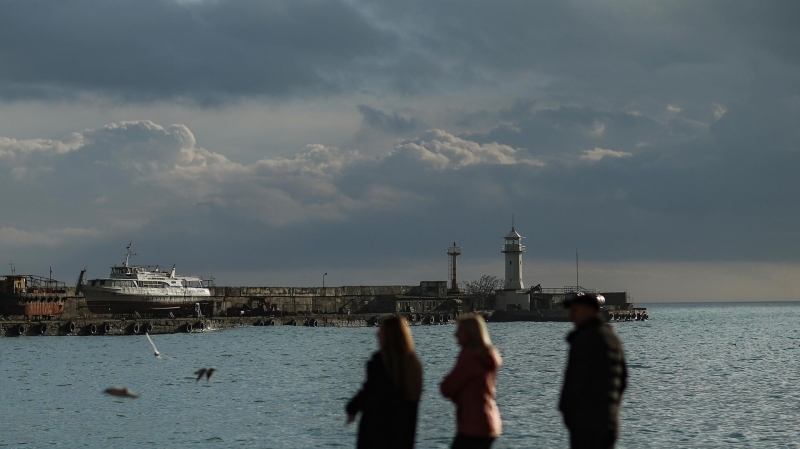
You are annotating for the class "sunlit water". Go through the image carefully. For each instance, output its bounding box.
[2,302,799,448]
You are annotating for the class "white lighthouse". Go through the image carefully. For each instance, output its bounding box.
[495,224,531,311]
[502,227,525,290]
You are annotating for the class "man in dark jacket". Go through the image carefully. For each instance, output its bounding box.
[559,292,628,449]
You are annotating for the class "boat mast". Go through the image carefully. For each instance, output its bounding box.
[124,242,138,267]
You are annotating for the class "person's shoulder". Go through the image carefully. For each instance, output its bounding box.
[599,324,624,347]
[490,347,503,369]
[597,321,621,337]
[366,351,382,368]
[461,347,502,370]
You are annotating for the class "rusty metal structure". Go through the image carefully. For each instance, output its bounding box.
[0,274,67,317]
[447,242,462,294]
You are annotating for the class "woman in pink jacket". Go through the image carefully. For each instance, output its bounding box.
[440,315,502,449]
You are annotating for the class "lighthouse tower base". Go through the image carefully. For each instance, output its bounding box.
[495,289,530,311]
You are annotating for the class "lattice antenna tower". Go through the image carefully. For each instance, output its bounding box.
[447,242,462,293]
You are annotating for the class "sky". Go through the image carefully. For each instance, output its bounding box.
[1,1,799,303]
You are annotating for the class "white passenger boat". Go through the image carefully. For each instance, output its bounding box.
[81,244,212,315]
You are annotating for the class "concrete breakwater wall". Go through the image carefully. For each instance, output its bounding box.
[210,285,418,315]
[1,284,646,336]
[0,311,464,337]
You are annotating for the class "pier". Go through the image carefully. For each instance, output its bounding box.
[0,281,647,336]
[0,311,469,337]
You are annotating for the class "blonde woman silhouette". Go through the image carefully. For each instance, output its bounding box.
[440,315,502,449]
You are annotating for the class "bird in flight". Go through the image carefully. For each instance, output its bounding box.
[145,332,160,356]
[103,387,139,398]
[194,367,217,382]
[145,333,172,359]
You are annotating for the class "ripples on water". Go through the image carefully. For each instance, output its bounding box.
[1,302,799,448]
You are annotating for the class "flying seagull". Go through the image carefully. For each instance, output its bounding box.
[104,386,139,398]
[194,367,217,382]
[145,332,172,359]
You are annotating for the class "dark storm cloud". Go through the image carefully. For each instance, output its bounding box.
[365,0,800,108]
[357,105,422,134]
[3,0,798,108]
[0,0,396,104]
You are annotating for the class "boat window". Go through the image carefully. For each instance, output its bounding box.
[139,281,166,288]
[111,280,136,287]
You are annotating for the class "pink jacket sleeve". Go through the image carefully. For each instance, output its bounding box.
[440,351,478,399]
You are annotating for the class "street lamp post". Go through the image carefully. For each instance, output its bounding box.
[322,273,328,313]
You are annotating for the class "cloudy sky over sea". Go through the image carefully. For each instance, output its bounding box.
[1,1,798,302]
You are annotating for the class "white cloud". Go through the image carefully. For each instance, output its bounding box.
[589,121,605,137]
[0,226,100,247]
[0,227,59,246]
[580,147,633,162]
[0,133,85,158]
[391,129,543,170]
[712,103,727,120]
[0,121,539,232]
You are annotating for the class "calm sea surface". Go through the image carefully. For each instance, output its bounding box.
[2,302,799,448]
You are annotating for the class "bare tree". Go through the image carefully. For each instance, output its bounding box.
[463,275,502,295]
[462,275,502,310]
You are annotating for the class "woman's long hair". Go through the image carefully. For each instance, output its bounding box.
[457,314,494,355]
[379,316,423,402]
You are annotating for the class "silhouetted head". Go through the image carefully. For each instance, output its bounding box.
[564,292,601,326]
[379,316,415,355]
[563,291,600,309]
[379,316,422,402]
[455,314,493,353]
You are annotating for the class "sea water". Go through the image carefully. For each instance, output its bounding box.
[1,302,799,448]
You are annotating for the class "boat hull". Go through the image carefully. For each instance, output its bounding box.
[0,295,65,316]
[82,287,211,315]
